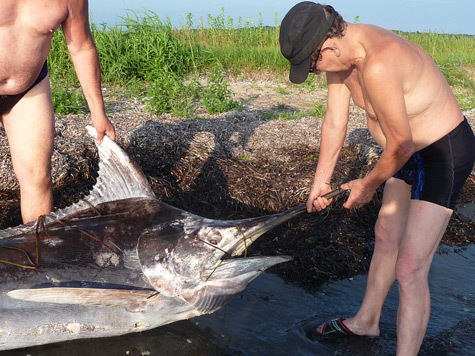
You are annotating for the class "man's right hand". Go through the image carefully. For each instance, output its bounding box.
[92,115,116,143]
[306,182,333,213]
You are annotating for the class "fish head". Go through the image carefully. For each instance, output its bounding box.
[138,205,304,297]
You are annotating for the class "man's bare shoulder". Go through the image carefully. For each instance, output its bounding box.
[357,25,423,81]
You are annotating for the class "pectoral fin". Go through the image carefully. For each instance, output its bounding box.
[8,287,160,312]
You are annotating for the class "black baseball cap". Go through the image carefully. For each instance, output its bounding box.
[279,2,336,84]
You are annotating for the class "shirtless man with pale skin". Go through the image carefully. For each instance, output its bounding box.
[280,2,475,355]
[0,0,116,223]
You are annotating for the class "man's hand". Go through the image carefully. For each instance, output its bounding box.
[92,115,116,143]
[341,179,375,209]
[306,182,333,213]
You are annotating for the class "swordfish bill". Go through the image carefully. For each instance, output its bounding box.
[0,126,307,350]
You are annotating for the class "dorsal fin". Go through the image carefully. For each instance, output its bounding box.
[51,126,155,220]
[0,126,155,238]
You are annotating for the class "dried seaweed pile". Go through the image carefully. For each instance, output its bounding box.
[0,83,473,289]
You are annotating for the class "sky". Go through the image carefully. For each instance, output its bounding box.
[89,0,475,35]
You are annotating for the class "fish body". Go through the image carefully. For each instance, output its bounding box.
[0,127,299,350]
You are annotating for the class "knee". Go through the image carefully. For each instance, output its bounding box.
[374,218,399,251]
[395,256,428,290]
[16,164,52,192]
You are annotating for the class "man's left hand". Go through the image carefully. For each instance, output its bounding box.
[341,179,375,209]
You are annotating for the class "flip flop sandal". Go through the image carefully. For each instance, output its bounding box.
[320,318,354,336]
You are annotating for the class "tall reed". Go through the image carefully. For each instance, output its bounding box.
[48,9,474,114]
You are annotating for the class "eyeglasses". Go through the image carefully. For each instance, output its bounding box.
[309,51,320,73]
[309,49,323,74]
[309,38,327,74]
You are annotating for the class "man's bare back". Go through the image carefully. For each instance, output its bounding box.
[0,0,69,95]
[336,24,463,151]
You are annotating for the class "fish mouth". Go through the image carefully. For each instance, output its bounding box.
[182,206,305,312]
[224,204,306,257]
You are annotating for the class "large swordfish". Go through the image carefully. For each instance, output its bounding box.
[0,127,317,350]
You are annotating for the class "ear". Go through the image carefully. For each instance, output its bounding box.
[322,40,341,57]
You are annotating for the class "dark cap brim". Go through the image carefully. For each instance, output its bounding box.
[289,55,312,84]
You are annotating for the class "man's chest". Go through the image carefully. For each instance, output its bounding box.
[0,0,66,35]
[343,70,377,120]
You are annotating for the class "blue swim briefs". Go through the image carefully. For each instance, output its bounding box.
[393,118,475,209]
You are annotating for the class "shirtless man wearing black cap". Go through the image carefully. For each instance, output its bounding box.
[0,0,116,223]
[280,2,475,355]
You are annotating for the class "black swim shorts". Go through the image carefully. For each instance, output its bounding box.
[0,61,49,115]
[393,118,475,209]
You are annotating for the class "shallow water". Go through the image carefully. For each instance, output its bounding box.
[4,244,473,356]
[196,245,474,356]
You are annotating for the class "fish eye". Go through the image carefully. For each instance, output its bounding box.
[198,227,223,245]
[207,230,222,245]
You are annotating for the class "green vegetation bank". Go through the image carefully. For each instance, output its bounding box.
[48,9,475,116]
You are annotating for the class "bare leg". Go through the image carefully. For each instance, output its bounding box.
[395,200,451,355]
[318,178,411,336]
[2,76,54,223]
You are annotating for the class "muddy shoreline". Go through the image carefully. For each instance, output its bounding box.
[0,78,473,289]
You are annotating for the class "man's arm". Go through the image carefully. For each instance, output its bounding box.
[307,71,351,212]
[342,59,414,208]
[61,0,115,142]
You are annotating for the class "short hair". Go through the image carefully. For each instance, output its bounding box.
[324,5,347,40]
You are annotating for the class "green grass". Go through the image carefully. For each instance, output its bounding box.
[49,77,87,114]
[48,9,475,115]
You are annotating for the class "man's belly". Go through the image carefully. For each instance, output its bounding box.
[0,31,52,95]
[365,111,465,152]
[0,59,47,95]
[366,118,386,149]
